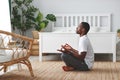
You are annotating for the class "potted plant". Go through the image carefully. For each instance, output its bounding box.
[32,12,56,39]
[117,29,120,37]
[11,0,38,36]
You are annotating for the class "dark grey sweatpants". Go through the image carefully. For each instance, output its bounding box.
[61,53,89,71]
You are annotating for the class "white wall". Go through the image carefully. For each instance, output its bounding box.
[33,0,120,32]
[0,0,11,32]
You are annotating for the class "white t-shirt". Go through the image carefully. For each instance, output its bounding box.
[78,35,94,69]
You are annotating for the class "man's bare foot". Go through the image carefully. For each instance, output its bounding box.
[62,66,74,71]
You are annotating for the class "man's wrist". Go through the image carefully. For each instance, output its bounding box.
[69,50,74,54]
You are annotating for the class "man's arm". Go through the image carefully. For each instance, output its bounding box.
[70,48,86,60]
[62,44,86,60]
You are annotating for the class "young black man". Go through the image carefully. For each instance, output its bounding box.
[57,22,94,71]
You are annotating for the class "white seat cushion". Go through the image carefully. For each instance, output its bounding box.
[0,50,6,56]
[0,49,27,63]
[0,55,12,63]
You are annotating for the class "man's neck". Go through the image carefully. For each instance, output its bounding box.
[80,33,86,37]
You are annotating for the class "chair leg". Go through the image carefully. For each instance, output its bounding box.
[4,66,7,72]
[24,59,34,77]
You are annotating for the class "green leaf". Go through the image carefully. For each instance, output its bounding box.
[39,22,46,29]
[46,14,56,22]
[42,20,49,27]
[117,29,120,33]
[14,0,23,7]
[36,12,43,22]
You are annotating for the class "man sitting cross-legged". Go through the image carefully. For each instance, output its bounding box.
[57,22,94,71]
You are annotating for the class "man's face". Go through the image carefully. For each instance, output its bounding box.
[76,23,83,34]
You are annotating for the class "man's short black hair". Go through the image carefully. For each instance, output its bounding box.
[81,22,90,34]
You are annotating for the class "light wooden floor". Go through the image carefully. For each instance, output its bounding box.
[0,61,120,80]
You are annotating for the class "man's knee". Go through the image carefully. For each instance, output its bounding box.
[61,53,70,60]
[61,53,66,59]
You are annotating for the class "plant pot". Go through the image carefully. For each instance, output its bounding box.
[32,31,39,39]
[31,31,39,56]
[117,32,120,38]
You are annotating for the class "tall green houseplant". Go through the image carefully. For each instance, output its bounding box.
[32,12,56,39]
[11,0,38,36]
[35,12,56,31]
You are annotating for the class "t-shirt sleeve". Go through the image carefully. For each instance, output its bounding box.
[78,39,87,54]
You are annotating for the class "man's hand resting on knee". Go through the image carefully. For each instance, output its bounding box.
[57,43,73,54]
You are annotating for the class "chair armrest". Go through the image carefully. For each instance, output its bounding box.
[0,30,33,60]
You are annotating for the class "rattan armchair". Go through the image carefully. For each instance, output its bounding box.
[0,30,34,77]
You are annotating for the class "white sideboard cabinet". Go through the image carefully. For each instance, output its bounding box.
[39,32,116,62]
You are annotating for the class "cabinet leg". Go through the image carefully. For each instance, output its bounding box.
[113,53,116,62]
[39,52,42,62]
